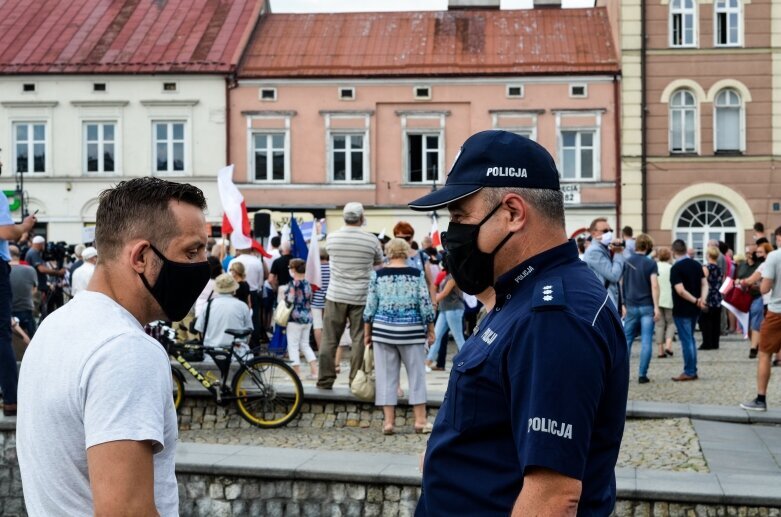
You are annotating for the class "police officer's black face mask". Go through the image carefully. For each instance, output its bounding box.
[442,202,514,295]
[139,244,210,322]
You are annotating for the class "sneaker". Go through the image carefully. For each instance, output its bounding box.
[740,398,767,412]
[638,376,650,384]
[749,348,758,359]
[425,366,432,373]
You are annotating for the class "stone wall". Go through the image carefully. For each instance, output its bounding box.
[178,397,439,431]
[0,430,24,517]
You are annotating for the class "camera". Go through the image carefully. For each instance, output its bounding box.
[43,241,69,268]
[610,240,625,249]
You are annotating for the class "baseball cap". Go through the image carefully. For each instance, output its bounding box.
[81,247,98,261]
[408,130,560,211]
[343,202,364,218]
[32,236,45,244]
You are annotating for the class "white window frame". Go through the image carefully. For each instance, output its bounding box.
[83,121,119,175]
[162,81,178,93]
[714,0,742,47]
[713,88,745,153]
[506,84,524,98]
[328,131,369,184]
[338,87,355,101]
[152,121,188,175]
[259,88,277,102]
[490,110,540,142]
[413,85,432,100]
[569,84,588,98]
[250,131,290,184]
[558,129,599,182]
[404,130,443,185]
[669,0,697,48]
[669,89,699,154]
[12,121,49,174]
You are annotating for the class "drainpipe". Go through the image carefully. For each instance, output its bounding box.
[640,0,648,232]
[225,75,233,167]
[614,74,622,232]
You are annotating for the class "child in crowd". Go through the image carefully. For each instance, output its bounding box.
[229,261,252,308]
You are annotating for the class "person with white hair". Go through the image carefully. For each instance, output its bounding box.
[70,247,97,296]
[228,240,266,346]
[68,243,86,279]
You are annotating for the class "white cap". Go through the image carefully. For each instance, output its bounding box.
[32,236,45,244]
[343,202,364,218]
[81,247,98,261]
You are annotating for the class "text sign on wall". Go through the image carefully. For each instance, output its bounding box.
[561,184,581,205]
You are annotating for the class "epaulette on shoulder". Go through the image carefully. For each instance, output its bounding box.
[531,276,566,311]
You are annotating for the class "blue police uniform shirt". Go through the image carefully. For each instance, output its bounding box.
[417,240,629,517]
[0,193,14,262]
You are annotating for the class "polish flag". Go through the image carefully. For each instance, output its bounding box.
[431,216,441,248]
[305,223,323,292]
[217,165,270,258]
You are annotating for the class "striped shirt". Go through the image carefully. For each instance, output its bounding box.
[325,226,383,305]
[312,263,330,309]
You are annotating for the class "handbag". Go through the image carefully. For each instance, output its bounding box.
[274,301,293,327]
[350,346,375,402]
[723,283,752,313]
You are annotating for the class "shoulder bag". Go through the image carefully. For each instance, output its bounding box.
[350,346,375,402]
[274,284,294,327]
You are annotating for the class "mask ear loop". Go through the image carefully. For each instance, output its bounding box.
[139,243,166,290]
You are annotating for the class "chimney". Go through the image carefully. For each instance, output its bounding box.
[448,0,500,9]
[533,0,562,7]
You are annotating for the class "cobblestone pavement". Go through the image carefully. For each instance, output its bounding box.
[180,417,707,473]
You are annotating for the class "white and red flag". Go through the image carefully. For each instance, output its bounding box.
[431,215,441,248]
[305,222,323,292]
[217,165,270,258]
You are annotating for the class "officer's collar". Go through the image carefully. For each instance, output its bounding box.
[493,240,578,307]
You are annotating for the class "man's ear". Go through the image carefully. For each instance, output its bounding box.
[503,194,528,233]
[129,241,152,274]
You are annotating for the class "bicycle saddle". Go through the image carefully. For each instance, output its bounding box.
[224,328,252,338]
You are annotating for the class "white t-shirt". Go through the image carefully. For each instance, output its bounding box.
[17,291,178,517]
[70,261,95,297]
[760,250,781,311]
[229,253,264,291]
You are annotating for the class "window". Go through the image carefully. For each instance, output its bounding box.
[670,0,696,47]
[506,85,524,98]
[22,83,35,92]
[252,133,286,182]
[260,88,277,101]
[669,89,697,153]
[163,82,177,92]
[560,130,596,180]
[675,200,737,261]
[339,87,355,100]
[715,0,741,46]
[93,83,107,92]
[569,84,587,98]
[414,86,431,100]
[331,133,366,182]
[84,122,116,173]
[13,123,46,173]
[153,122,186,174]
[714,89,742,153]
[407,133,440,183]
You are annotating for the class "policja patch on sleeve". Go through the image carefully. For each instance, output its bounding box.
[531,277,566,311]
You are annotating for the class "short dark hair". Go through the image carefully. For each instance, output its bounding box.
[754,222,765,233]
[485,187,566,229]
[270,236,281,248]
[289,258,306,274]
[671,239,687,255]
[95,178,207,261]
[774,226,781,238]
[207,256,223,279]
[622,226,633,238]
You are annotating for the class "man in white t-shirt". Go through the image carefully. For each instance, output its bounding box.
[17,178,211,516]
[70,246,97,296]
[229,244,266,346]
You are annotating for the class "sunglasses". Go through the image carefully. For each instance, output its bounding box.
[396,235,413,242]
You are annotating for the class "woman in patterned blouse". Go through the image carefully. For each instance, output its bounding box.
[285,259,318,380]
[364,238,435,435]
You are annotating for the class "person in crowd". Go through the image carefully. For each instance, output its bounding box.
[68,244,86,278]
[269,240,293,301]
[18,178,210,515]
[11,316,31,348]
[621,233,659,384]
[583,217,625,308]
[726,252,745,334]
[707,239,727,279]
[265,235,282,267]
[229,242,266,347]
[0,177,37,417]
[70,246,98,297]
[737,242,774,357]
[284,259,318,380]
[25,235,66,319]
[410,130,628,515]
[229,261,251,307]
[754,222,768,246]
[10,245,38,339]
[741,226,781,411]
[425,256,465,372]
[393,221,435,300]
[363,238,435,435]
[576,236,588,259]
[621,226,636,258]
[311,248,330,348]
[317,202,383,390]
[195,272,253,358]
[670,239,708,382]
[194,256,222,321]
[698,246,724,350]
[219,240,234,272]
[655,247,676,358]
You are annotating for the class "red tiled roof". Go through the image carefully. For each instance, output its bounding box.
[0,0,262,74]
[240,8,619,78]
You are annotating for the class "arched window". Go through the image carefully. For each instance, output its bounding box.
[669,89,697,153]
[670,0,696,47]
[714,0,741,46]
[714,89,742,153]
[675,200,738,260]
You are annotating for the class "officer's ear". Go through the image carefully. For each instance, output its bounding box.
[502,193,528,233]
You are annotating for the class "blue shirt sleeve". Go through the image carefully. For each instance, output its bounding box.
[505,311,608,481]
[0,193,13,226]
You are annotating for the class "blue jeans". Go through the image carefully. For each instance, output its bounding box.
[0,261,17,404]
[673,315,699,377]
[427,309,465,362]
[624,305,655,377]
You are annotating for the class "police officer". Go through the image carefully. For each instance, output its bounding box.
[408,130,629,516]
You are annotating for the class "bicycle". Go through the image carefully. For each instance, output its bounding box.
[147,321,304,428]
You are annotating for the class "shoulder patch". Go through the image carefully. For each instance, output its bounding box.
[532,277,566,311]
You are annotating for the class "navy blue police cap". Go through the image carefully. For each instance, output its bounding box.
[408,130,560,211]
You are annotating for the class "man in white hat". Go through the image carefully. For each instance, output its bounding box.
[70,247,97,297]
[194,273,252,352]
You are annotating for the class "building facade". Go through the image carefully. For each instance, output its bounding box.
[0,0,262,243]
[621,0,781,258]
[232,8,621,239]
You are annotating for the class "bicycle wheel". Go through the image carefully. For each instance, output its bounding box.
[172,369,184,411]
[232,356,303,428]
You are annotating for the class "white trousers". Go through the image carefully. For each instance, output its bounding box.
[286,322,316,366]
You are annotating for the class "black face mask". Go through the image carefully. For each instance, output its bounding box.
[139,245,210,322]
[442,203,514,295]
[754,253,765,264]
